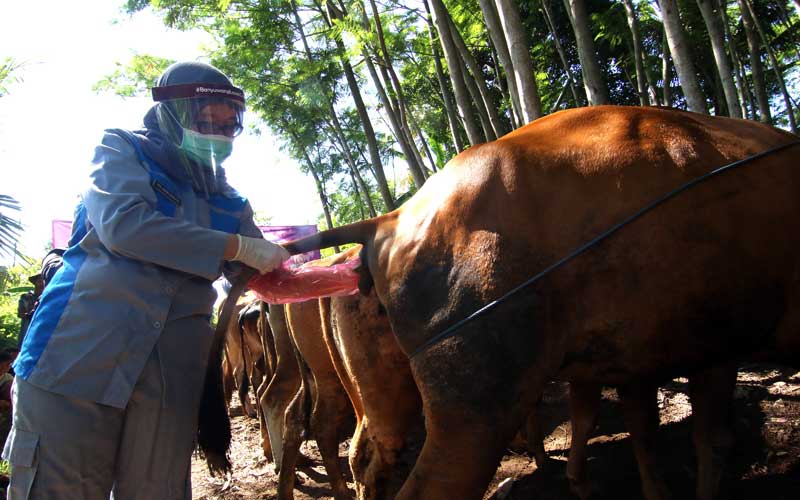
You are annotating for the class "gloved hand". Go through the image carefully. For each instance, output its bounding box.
[233,235,291,274]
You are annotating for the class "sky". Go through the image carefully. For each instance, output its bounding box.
[0,0,324,266]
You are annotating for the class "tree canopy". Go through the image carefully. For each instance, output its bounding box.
[108,0,800,228]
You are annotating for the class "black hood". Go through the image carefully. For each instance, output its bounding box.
[157,61,235,88]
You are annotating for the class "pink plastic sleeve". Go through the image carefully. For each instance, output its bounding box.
[247,258,361,304]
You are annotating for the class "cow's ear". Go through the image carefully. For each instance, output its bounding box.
[357,245,374,295]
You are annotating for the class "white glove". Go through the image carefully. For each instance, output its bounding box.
[233,235,291,274]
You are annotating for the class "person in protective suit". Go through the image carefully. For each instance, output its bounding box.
[3,61,288,499]
[39,248,65,287]
[16,249,65,349]
[15,274,43,347]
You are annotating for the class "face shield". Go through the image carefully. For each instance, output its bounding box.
[151,83,246,194]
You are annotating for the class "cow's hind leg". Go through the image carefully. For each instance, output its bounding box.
[257,303,276,461]
[238,370,256,418]
[394,413,512,500]
[689,363,737,500]
[618,382,671,500]
[311,380,354,500]
[565,382,602,500]
[525,392,550,469]
[255,376,273,462]
[277,384,309,500]
[262,304,301,472]
[222,353,235,408]
[394,340,541,500]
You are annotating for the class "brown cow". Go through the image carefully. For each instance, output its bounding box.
[320,248,425,500]
[258,303,301,469]
[252,261,356,500]
[315,248,544,500]
[285,106,800,500]
[238,300,269,418]
[221,293,259,417]
[253,247,422,500]
[277,298,354,500]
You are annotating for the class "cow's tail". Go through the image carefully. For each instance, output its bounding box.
[283,214,389,255]
[197,267,256,475]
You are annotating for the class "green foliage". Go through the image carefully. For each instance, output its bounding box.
[0,299,21,350]
[0,262,38,350]
[0,57,24,97]
[93,53,175,97]
[0,195,30,264]
[0,459,8,495]
[252,210,273,226]
[119,0,800,236]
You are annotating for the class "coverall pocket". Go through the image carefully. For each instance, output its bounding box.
[3,427,40,499]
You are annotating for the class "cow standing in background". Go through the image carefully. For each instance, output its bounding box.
[255,248,408,500]
[238,300,269,416]
[320,248,425,500]
[221,293,259,418]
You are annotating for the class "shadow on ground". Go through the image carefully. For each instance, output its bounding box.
[490,364,800,500]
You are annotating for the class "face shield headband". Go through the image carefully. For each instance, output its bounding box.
[152,83,246,106]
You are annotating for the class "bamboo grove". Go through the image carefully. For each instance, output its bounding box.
[127,0,800,228]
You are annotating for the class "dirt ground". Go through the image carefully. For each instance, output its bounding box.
[191,364,800,500]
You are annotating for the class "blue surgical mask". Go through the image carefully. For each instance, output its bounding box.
[179,128,234,167]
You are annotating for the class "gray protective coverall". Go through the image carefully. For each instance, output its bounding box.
[3,123,261,499]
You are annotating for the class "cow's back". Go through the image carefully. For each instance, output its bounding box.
[379,106,800,383]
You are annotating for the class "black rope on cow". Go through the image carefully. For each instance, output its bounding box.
[410,141,800,359]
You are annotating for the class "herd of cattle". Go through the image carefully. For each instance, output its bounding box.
[205,106,800,500]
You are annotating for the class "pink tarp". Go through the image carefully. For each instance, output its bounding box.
[51,220,320,264]
[257,225,320,265]
[51,220,73,250]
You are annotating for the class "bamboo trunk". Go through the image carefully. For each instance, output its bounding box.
[742,0,797,132]
[493,0,543,121]
[542,0,582,105]
[696,0,741,117]
[423,0,465,151]
[368,0,433,177]
[294,0,383,216]
[478,0,524,125]
[662,28,672,107]
[563,0,610,105]
[362,46,427,187]
[325,2,395,210]
[738,0,772,123]
[447,14,506,137]
[720,0,750,118]
[429,0,484,145]
[658,0,708,113]
[326,113,378,218]
[622,0,650,106]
